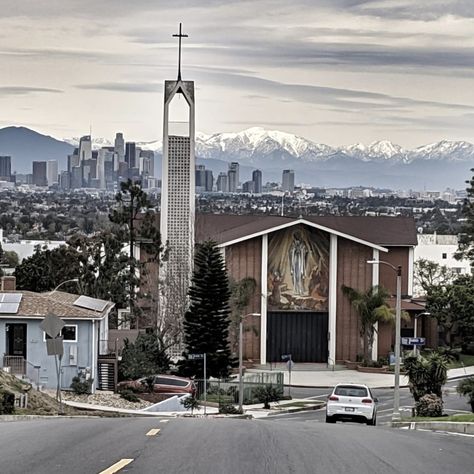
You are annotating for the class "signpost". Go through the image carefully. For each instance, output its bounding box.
[189,353,206,415]
[40,314,65,414]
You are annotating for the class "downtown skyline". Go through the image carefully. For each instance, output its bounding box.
[0,0,473,148]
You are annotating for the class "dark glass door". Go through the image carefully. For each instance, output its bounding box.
[6,323,27,357]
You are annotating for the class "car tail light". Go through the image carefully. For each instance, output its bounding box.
[362,398,373,404]
[328,395,339,401]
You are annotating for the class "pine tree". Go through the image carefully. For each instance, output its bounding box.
[179,241,233,378]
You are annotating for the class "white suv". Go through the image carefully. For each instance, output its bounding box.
[326,383,378,425]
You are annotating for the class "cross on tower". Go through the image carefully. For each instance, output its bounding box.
[172,23,188,81]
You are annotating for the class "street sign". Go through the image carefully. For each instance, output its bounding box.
[188,353,204,360]
[46,336,64,356]
[401,337,426,346]
[281,354,292,361]
[40,314,65,339]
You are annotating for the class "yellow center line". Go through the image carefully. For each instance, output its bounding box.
[146,428,161,436]
[98,458,133,474]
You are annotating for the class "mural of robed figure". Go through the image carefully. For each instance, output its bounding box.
[267,225,329,311]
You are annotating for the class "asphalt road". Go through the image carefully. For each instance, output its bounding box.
[282,379,472,423]
[0,416,472,474]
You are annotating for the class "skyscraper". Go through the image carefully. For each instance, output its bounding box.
[32,161,47,186]
[125,142,136,169]
[47,160,58,186]
[0,156,11,181]
[252,169,262,194]
[114,133,125,163]
[228,162,239,192]
[282,169,295,193]
[216,172,228,192]
[160,24,195,339]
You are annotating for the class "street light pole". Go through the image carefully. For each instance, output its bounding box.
[367,260,402,422]
[393,265,402,422]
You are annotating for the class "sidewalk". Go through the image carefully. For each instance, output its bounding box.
[248,364,474,389]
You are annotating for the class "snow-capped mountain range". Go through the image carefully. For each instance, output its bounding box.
[64,127,474,165]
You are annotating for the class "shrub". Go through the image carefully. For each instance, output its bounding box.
[254,384,283,409]
[70,375,93,395]
[181,395,200,414]
[457,377,474,412]
[219,403,240,414]
[119,389,140,403]
[0,390,15,414]
[416,393,443,417]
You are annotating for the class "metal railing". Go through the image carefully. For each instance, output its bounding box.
[2,356,41,390]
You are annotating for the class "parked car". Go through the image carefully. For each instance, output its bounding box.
[118,375,196,395]
[325,383,378,425]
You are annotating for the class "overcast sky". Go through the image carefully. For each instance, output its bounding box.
[1,0,473,147]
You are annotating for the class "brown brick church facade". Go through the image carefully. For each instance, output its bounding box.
[143,214,433,364]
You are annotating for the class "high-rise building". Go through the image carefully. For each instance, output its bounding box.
[282,169,295,193]
[140,150,155,178]
[125,142,136,169]
[32,161,47,187]
[97,148,115,189]
[78,135,92,162]
[216,172,228,192]
[114,133,125,163]
[228,162,239,192]
[0,156,11,181]
[195,164,206,191]
[47,160,58,186]
[252,169,262,194]
[205,169,213,192]
[242,180,255,193]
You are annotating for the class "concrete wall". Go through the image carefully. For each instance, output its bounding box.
[0,318,96,390]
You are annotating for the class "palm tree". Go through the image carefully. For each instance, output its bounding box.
[404,352,449,402]
[342,285,396,362]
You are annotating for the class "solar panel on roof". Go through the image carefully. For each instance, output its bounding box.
[73,295,108,312]
[0,302,21,314]
[0,293,23,304]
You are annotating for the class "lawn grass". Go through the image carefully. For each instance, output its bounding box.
[448,353,474,369]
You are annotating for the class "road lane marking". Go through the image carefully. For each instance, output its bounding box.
[146,428,161,436]
[160,419,169,423]
[99,458,133,474]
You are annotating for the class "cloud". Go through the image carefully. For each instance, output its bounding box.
[194,69,474,112]
[0,86,63,96]
[75,82,163,93]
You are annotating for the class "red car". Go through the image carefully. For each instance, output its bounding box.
[118,374,196,395]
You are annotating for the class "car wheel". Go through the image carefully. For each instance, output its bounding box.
[326,415,336,423]
[367,414,376,426]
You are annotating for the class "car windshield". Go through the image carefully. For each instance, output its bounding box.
[334,386,368,397]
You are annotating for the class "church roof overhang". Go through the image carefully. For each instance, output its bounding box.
[216,218,389,252]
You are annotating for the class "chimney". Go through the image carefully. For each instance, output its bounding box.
[1,276,16,291]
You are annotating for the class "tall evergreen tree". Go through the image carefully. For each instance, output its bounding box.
[179,241,233,378]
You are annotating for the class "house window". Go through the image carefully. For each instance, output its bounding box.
[44,325,77,342]
[442,253,447,259]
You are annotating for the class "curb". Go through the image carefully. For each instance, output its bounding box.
[393,420,474,435]
[0,414,101,422]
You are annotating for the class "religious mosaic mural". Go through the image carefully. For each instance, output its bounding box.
[267,225,329,311]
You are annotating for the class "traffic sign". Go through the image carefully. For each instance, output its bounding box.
[401,337,426,346]
[46,336,64,356]
[40,314,65,339]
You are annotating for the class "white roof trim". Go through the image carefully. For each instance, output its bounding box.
[217,218,389,252]
[0,315,106,320]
